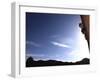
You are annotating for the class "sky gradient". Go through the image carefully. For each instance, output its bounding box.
[26,12,89,62]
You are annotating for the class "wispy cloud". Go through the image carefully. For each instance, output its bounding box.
[51,41,70,48]
[26,53,46,60]
[50,35,59,38]
[26,53,45,57]
[26,41,41,47]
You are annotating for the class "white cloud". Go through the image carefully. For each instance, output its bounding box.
[51,41,70,48]
[63,32,90,62]
[26,41,40,47]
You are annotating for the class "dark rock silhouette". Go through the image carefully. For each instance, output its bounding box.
[75,58,90,64]
[26,57,90,67]
[26,57,34,67]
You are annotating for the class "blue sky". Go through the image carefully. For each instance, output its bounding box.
[26,12,89,62]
